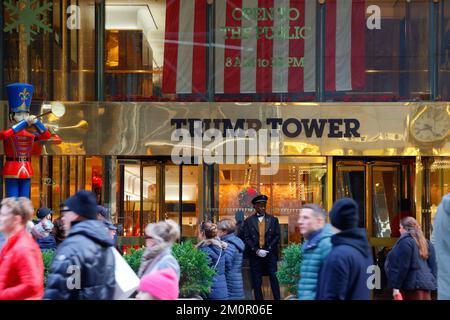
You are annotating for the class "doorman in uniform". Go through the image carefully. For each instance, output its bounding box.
[243,194,281,300]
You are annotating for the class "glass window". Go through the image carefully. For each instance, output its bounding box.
[2,0,96,101]
[142,165,158,226]
[164,165,199,240]
[218,158,327,246]
[122,163,142,237]
[212,0,317,102]
[326,0,430,102]
[430,157,450,225]
[105,0,166,101]
[439,2,450,100]
[30,155,41,210]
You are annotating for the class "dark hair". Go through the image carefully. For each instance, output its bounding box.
[400,217,428,260]
[300,203,327,219]
[200,221,217,239]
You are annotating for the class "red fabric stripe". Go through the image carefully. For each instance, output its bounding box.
[162,0,180,94]
[192,0,207,93]
[256,0,274,93]
[288,0,305,92]
[223,0,242,93]
[351,0,365,90]
[325,0,336,92]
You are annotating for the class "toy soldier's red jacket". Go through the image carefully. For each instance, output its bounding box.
[0,127,51,178]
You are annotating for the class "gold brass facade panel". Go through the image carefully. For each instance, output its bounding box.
[0,102,449,156]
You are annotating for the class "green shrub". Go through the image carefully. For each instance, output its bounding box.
[122,241,215,298]
[172,240,215,298]
[42,250,56,288]
[123,247,144,274]
[276,243,302,296]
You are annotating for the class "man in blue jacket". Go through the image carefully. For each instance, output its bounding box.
[297,204,333,300]
[317,198,373,300]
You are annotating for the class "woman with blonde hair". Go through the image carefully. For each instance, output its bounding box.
[385,216,437,300]
[217,218,245,300]
[138,220,180,279]
[196,221,228,300]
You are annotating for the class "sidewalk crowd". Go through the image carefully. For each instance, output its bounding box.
[0,190,449,301]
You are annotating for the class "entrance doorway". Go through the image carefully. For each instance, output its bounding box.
[334,157,416,247]
[117,158,200,249]
[334,157,416,297]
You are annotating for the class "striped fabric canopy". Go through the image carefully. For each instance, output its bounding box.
[162,0,365,94]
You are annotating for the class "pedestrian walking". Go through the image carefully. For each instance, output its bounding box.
[44,190,116,300]
[243,194,281,300]
[431,193,450,300]
[197,221,229,300]
[51,215,65,246]
[97,205,108,221]
[385,216,437,300]
[138,220,180,279]
[297,204,333,300]
[217,218,245,300]
[317,198,373,300]
[103,220,118,239]
[136,268,179,300]
[32,207,57,251]
[0,197,44,300]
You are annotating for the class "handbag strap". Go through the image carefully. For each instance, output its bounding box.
[213,247,223,270]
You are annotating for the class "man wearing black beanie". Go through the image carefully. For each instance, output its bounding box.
[316,198,373,300]
[44,190,115,300]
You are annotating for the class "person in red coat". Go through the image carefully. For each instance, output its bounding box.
[0,197,44,300]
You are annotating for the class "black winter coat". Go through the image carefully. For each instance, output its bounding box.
[243,214,280,259]
[44,220,115,300]
[385,233,437,291]
[317,228,373,300]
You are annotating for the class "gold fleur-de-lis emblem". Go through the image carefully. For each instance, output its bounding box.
[19,88,30,101]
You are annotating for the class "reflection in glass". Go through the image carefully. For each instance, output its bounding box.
[327,0,430,102]
[105,0,164,101]
[335,164,366,228]
[429,157,450,225]
[123,164,142,237]
[218,160,327,246]
[372,166,399,238]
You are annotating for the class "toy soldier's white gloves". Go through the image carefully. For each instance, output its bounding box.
[27,115,37,125]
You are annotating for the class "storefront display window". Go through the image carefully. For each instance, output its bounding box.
[429,157,450,225]
[218,158,327,246]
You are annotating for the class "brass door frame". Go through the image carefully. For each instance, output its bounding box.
[334,158,415,247]
[118,159,164,237]
[368,161,402,247]
[120,159,202,238]
[334,159,367,229]
[141,160,164,224]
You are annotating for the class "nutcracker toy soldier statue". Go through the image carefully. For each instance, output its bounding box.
[0,83,52,198]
